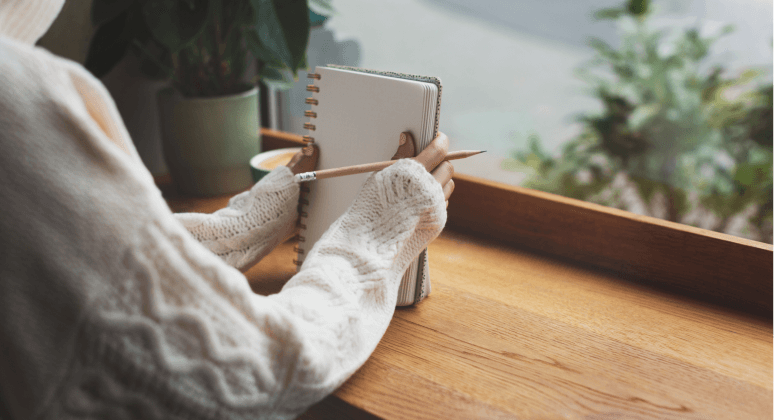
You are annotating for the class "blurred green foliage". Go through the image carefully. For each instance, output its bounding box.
[85,0,334,97]
[506,0,772,242]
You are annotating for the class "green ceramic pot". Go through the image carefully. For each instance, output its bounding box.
[157,86,261,196]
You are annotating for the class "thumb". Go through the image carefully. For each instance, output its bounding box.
[414,132,449,172]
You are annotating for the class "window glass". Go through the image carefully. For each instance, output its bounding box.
[281,0,773,243]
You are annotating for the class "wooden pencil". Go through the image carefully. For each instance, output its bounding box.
[294,150,484,182]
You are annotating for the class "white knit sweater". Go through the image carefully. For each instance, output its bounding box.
[0,3,446,419]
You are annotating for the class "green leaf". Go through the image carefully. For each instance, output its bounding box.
[260,64,296,90]
[91,0,135,27]
[683,29,708,60]
[733,162,768,188]
[299,53,309,71]
[132,40,178,81]
[272,0,310,72]
[626,0,650,16]
[631,176,661,203]
[251,0,292,68]
[220,23,248,86]
[309,0,335,17]
[720,24,734,36]
[628,104,660,130]
[527,134,549,160]
[244,29,274,63]
[588,37,620,61]
[248,0,310,72]
[84,12,131,78]
[738,68,761,83]
[141,0,211,52]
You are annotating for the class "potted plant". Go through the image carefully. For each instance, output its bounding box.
[85,0,333,195]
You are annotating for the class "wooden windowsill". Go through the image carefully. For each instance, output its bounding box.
[157,128,772,419]
[255,128,772,317]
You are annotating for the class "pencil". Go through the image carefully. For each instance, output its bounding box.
[294,150,484,182]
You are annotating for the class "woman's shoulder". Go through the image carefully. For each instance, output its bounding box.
[0,36,115,136]
[0,35,60,76]
[0,36,75,106]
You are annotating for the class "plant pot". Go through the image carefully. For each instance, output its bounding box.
[157,86,261,196]
[102,54,169,175]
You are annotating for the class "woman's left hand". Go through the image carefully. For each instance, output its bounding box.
[414,132,454,206]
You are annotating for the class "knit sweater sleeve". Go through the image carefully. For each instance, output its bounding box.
[47,160,445,420]
[0,38,447,420]
[267,159,447,411]
[174,168,300,271]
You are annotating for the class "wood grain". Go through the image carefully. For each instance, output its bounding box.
[446,173,773,318]
[292,231,772,419]
[315,231,771,420]
[324,356,516,420]
[380,286,769,419]
[429,231,772,389]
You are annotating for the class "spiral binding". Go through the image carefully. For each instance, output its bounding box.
[296,72,321,268]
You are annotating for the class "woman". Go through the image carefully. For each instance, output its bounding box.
[0,1,454,419]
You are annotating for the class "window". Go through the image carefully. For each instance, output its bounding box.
[276,0,773,244]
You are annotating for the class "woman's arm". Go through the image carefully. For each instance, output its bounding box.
[64,159,446,419]
[267,158,449,411]
[27,160,445,419]
[174,145,318,272]
[174,167,300,272]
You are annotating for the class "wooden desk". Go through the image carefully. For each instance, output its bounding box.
[163,187,771,420]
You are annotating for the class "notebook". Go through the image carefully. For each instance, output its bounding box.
[296,65,442,306]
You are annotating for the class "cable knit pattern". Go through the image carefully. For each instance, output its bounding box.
[47,221,295,419]
[0,6,447,418]
[175,167,300,271]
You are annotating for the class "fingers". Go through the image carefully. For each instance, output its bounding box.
[431,160,454,201]
[407,131,456,204]
[431,160,454,185]
[442,179,455,201]
[414,132,449,172]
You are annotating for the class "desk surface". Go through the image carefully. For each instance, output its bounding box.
[166,192,772,420]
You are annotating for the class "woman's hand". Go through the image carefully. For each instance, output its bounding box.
[414,132,455,206]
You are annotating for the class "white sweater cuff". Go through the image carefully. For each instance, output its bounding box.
[175,166,300,271]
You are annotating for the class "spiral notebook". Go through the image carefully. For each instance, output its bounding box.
[296,65,442,306]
